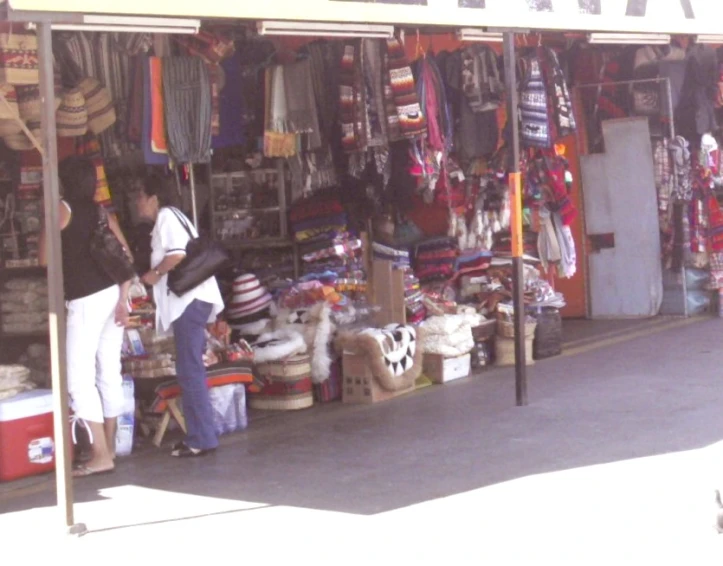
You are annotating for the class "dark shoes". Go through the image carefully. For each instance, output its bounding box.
[170,441,216,458]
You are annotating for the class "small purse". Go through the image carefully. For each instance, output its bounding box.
[167,207,230,297]
[89,205,136,284]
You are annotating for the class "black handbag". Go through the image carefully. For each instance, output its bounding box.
[166,207,229,297]
[89,205,136,284]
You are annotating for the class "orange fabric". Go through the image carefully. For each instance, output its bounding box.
[149,56,168,155]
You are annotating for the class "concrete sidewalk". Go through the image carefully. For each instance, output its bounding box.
[3,316,723,564]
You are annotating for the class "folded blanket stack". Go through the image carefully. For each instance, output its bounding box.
[372,241,410,269]
[413,237,459,284]
[404,270,426,324]
[299,232,365,282]
[290,193,348,245]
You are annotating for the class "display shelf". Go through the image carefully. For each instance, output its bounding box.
[209,160,299,278]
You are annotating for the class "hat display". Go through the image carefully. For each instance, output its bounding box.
[56,88,88,137]
[78,77,116,135]
[227,273,273,321]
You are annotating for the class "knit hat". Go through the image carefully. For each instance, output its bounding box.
[227,273,273,321]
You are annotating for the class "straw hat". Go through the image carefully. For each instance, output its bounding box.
[3,120,40,152]
[0,119,22,137]
[78,77,116,135]
[56,88,88,137]
[16,85,61,123]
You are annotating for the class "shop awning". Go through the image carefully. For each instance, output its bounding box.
[4,0,723,35]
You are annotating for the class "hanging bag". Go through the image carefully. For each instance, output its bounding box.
[89,205,136,284]
[166,207,230,297]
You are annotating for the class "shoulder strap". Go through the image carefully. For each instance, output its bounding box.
[168,207,194,239]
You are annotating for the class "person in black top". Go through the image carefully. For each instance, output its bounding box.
[40,156,133,477]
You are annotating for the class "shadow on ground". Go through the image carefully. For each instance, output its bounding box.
[3,316,723,522]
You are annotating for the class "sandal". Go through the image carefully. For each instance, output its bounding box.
[170,441,216,458]
[72,464,115,478]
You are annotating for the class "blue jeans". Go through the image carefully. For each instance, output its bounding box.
[172,299,218,451]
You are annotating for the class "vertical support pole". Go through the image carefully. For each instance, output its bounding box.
[38,22,81,533]
[503,31,528,407]
[188,163,199,228]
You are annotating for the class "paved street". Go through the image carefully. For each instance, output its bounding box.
[3,316,723,564]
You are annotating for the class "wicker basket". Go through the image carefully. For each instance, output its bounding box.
[532,308,562,360]
[472,320,497,342]
[497,319,537,339]
[494,336,534,366]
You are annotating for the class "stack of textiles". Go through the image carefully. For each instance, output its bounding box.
[455,248,494,303]
[413,237,459,284]
[290,192,348,245]
[299,233,364,281]
[404,270,426,324]
[372,242,411,269]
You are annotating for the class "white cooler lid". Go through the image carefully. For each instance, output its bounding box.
[0,389,53,422]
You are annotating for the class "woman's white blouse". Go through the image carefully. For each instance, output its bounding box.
[150,207,224,334]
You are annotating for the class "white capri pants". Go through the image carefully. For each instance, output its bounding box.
[66,284,125,423]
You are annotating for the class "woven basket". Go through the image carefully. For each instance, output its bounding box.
[0,84,18,120]
[0,118,21,137]
[497,319,537,339]
[532,308,562,360]
[0,32,39,85]
[494,336,534,367]
[250,354,314,411]
[472,320,497,342]
[79,77,116,135]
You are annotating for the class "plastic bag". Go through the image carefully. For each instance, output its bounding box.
[208,383,248,436]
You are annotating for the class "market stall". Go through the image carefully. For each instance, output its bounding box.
[2,0,723,534]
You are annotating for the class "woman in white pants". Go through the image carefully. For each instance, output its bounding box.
[40,156,133,477]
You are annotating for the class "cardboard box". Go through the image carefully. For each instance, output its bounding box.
[342,351,415,404]
[423,353,471,384]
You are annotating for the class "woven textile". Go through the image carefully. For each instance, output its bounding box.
[162,56,213,164]
[520,57,552,148]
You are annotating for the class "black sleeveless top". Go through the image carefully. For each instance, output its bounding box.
[61,200,115,301]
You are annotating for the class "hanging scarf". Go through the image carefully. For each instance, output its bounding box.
[305,40,342,145]
[264,66,297,158]
[162,56,213,164]
[149,56,168,155]
[384,36,426,140]
[339,40,368,153]
[542,47,576,138]
[284,58,322,150]
[670,135,693,202]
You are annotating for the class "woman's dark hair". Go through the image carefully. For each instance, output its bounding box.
[58,156,97,203]
[142,172,179,208]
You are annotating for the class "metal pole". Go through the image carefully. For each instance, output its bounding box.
[188,163,199,228]
[503,31,527,406]
[37,22,83,535]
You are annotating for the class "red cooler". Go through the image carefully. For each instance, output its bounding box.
[0,389,55,482]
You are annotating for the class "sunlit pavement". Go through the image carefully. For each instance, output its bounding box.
[3,316,723,564]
